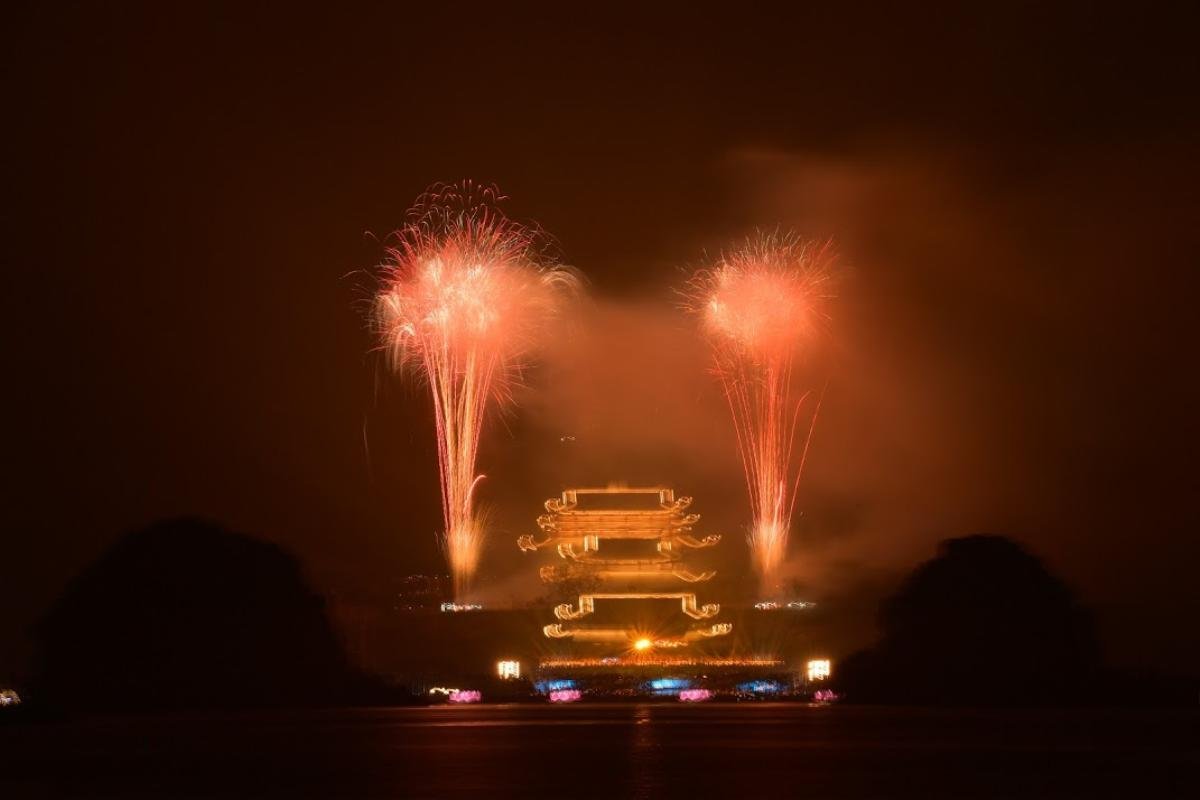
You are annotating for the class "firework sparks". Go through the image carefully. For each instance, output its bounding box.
[684,234,837,591]
[375,182,576,598]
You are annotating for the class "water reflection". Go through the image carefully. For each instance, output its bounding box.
[631,704,660,800]
[0,705,1196,799]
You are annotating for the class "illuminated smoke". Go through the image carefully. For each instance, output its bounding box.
[375,182,577,598]
[684,233,837,592]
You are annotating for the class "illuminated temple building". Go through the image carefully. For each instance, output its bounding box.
[519,487,734,656]
[367,486,818,697]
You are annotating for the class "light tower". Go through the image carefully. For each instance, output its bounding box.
[519,487,731,652]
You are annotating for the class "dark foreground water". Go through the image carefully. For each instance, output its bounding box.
[2,704,1198,799]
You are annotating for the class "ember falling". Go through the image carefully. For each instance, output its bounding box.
[374,183,577,598]
[685,235,837,592]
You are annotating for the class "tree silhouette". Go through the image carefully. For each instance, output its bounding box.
[32,518,366,710]
[837,535,1102,705]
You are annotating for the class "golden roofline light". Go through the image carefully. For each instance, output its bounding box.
[539,657,784,669]
[521,487,730,650]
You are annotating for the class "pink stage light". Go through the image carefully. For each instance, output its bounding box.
[447,689,482,704]
[549,689,582,703]
[678,689,712,702]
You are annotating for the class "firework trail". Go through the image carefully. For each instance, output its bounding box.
[684,234,836,592]
[375,182,576,598]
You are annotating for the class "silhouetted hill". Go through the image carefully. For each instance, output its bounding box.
[31,518,373,711]
[837,535,1103,705]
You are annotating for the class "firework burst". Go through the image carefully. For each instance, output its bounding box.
[684,233,837,592]
[375,182,576,598]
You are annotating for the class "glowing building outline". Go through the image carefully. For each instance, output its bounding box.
[806,658,832,681]
[522,487,731,649]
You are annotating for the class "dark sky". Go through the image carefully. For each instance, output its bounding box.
[4,3,1198,677]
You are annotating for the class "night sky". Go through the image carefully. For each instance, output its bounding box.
[5,3,1198,678]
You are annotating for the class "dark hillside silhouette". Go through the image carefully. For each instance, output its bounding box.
[32,518,366,710]
[837,535,1103,705]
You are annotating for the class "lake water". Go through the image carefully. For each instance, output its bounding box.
[3,704,1197,798]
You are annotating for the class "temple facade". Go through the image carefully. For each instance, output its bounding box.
[519,487,731,651]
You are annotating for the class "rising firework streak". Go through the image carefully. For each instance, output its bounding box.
[375,182,577,598]
[683,233,837,590]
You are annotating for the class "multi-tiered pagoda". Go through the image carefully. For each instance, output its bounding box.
[519,487,731,651]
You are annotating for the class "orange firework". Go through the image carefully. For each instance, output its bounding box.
[375,182,576,598]
[685,233,837,591]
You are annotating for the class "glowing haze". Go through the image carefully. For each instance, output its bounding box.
[685,233,837,593]
[375,182,577,598]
